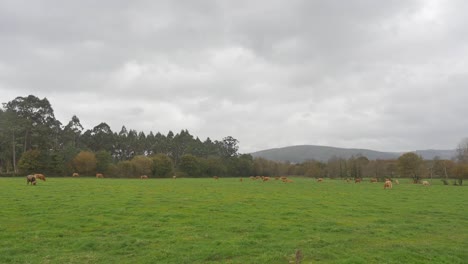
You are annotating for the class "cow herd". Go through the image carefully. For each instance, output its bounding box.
[24,172,433,189]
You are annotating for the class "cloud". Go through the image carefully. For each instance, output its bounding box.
[1,0,468,153]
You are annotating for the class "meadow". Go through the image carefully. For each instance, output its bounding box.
[0,177,467,264]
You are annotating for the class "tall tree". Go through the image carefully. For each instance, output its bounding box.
[218,136,239,159]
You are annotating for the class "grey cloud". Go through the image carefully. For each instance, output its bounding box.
[1,0,468,153]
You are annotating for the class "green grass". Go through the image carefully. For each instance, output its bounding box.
[0,177,467,263]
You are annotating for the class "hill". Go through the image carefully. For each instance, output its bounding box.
[250,145,456,163]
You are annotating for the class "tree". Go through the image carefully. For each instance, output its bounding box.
[96,150,113,174]
[73,151,97,176]
[453,163,468,185]
[62,115,83,148]
[116,160,135,178]
[3,95,61,153]
[131,155,153,177]
[151,154,173,178]
[218,136,239,159]
[397,152,424,183]
[179,154,201,177]
[18,149,42,174]
[454,138,468,185]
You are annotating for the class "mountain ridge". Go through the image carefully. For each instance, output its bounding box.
[249,145,456,163]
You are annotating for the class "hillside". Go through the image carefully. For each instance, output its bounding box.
[250,145,456,163]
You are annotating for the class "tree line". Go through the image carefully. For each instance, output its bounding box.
[1,95,467,184]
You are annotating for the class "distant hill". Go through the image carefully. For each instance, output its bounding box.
[250,145,456,163]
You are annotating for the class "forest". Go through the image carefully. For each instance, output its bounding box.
[1,95,467,184]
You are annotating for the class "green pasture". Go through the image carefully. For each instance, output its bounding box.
[0,177,467,263]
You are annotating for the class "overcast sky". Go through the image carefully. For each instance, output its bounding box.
[1,0,467,153]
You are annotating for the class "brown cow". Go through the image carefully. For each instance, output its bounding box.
[96,173,104,178]
[370,178,378,183]
[384,180,393,189]
[34,174,46,181]
[72,172,79,177]
[26,175,36,185]
[140,175,148,179]
[355,178,362,183]
[262,176,270,182]
[213,176,219,180]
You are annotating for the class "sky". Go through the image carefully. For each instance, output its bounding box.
[1,0,468,153]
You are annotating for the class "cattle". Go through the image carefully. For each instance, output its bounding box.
[213,176,219,180]
[72,172,79,177]
[355,178,362,183]
[370,178,378,183]
[262,177,270,182]
[394,179,399,185]
[140,175,148,179]
[317,178,323,182]
[26,175,36,185]
[384,180,393,189]
[250,176,255,180]
[173,175,177,179]
[96,173,104,178]
[34,174,46,181]
[422,180,430,186]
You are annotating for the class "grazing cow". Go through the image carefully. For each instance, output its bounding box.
[370,178,378,183]
[26,175,37,185]
[355,178,362,183]
[72,172,79,177]
[317,178,323,182]
[34,174,46,181]
[213,176,219,180]
[140,175,148,179]
[96,173,104,178]
[262,176,270,182]
[384,180,393,189]
[422,180,430,186]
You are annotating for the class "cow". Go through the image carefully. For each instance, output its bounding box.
[34,174,46,181]
[26,175,36,185]
[96,173,104,178]
[140,175,148,179]
[370,178,378,183]
[262,176,270,182]
[72,172,79,177]
[213,176,219,180]
[355,178,362,183]
[317,178,323,182]
[394,179,399,185]
[173,175,177,179]
[384,180,393,189]
[422,180,430,186]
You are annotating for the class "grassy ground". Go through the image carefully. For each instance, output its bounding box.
[0,177,467,263]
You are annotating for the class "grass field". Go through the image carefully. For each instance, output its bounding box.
[1,177,467,264]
